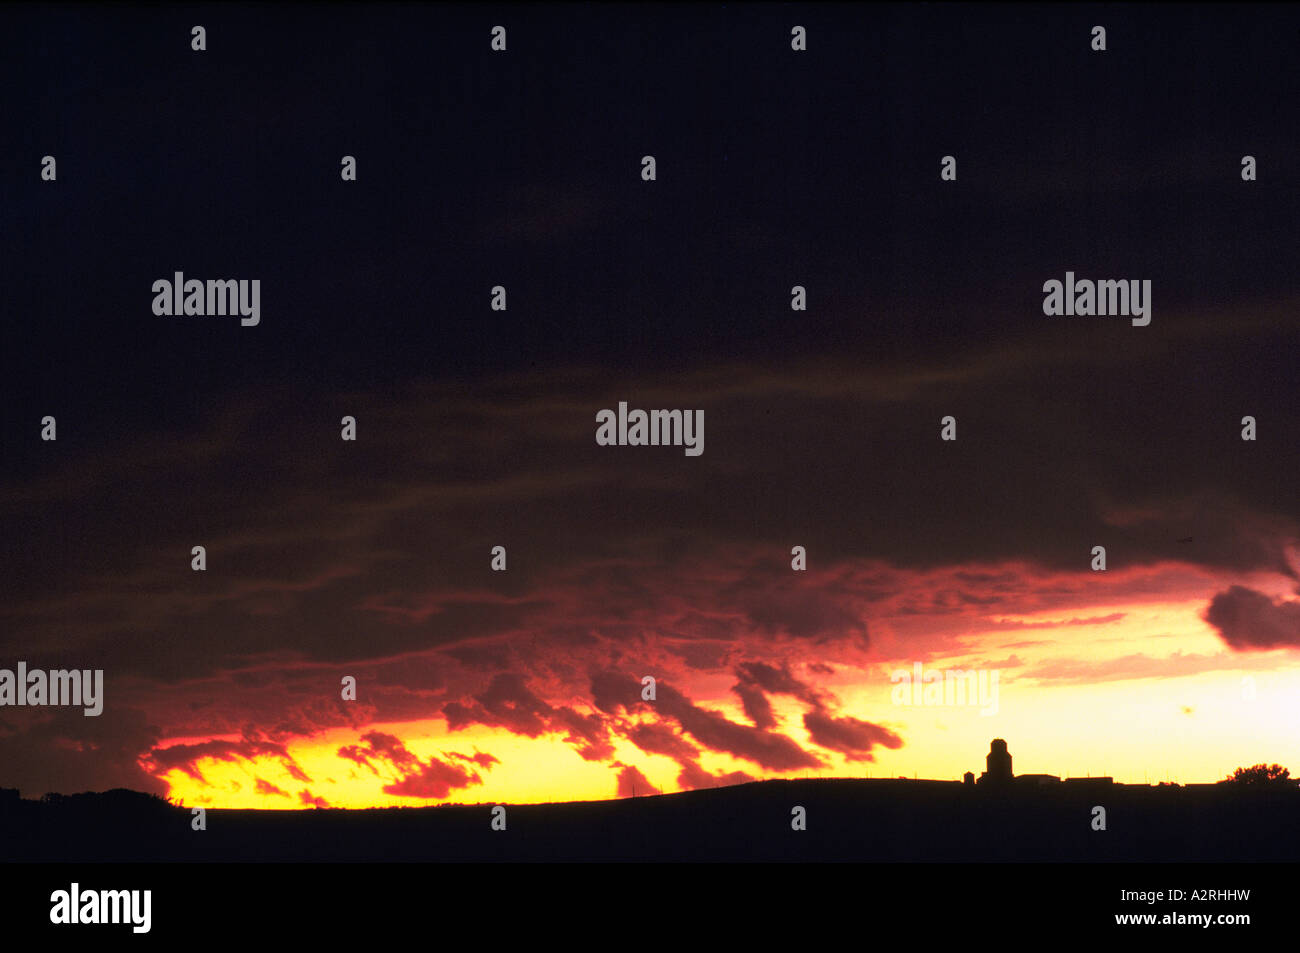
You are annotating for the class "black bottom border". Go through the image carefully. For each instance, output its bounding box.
[4,861,1288,940]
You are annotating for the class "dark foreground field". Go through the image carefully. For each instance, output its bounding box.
[3,779,1297,862]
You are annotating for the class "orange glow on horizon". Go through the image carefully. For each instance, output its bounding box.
[153,592,1300,809]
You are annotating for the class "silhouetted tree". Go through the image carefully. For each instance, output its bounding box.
[1219,763,1291,787]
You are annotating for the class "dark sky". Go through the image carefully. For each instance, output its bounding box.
[1,3,1297,801]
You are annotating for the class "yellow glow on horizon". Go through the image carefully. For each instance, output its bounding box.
[154,594,1300,808]
[838,596,1300,784]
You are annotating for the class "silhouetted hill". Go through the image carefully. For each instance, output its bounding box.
[3,778,1297,862]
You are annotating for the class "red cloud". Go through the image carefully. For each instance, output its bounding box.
[298,789,329,808]
[335,731,495,801]
[614,763,658,798]
[802,711,903,762]
[1205,586,1300,651]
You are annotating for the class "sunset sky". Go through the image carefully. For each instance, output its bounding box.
[2,3,1297,808]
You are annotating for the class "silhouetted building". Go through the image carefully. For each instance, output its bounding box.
[1015,774,1061,787]
[977,738,1013,787]
[1063,777,1112,788]
[963,771,975,787]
